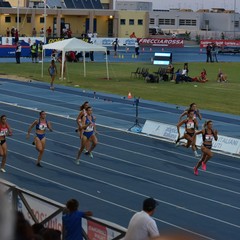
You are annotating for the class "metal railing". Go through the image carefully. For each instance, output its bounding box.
[0,179,126,240]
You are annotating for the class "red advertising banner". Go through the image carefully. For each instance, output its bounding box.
[88,221,107,240]
[138,38,184,48]
[200,40,240,48]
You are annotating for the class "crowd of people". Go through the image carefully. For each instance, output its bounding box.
[169,62,227,84]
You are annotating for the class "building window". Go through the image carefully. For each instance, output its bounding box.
[15,17,21,23]
[234,21,239,28]
[179,19,196,26]
[129,19,134,25]
[150,18,155,24]
[138,19,143,25]
[27,16,31,23]
[40,17,44,23]
[120,19,126,25]
[158,19,175,25]
[5,16,11,23]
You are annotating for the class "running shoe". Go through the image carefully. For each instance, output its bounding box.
[175,137,180,147]
[85,151,93,158]
[194,151,200,158]
[0,168,6,173]
[36,163,43,167]
[193,167,198,176]
[202,162,207,171]
[75,159,80,165]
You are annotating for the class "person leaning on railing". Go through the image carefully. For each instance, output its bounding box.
[62,199,93,240]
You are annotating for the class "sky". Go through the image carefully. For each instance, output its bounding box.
[115,0,240,12]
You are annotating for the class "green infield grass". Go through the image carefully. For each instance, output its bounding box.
[0,61,239,115]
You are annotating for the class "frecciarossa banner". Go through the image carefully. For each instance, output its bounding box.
[137,38,184,47]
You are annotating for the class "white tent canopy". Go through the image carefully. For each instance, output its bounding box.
[42,37,109,80]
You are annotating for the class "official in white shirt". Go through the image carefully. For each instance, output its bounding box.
[15,42,21,64]
[124,197,159,240]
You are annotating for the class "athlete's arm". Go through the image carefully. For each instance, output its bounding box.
[26,120,37,139]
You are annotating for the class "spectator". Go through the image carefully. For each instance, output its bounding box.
[221,32,225,40]
[38,41,43,62]
[206,43,212,62]
[167,64,174,80]
[32,28,37,37]
[135,39,140,56]
[40,28,44,37]
[15,42,22,64]
[88,38,94,61]
[199,69,208,82]
[183,62,189,76]
[112,38,119,57]
[51,49,57,61]
[46,27,52,37]
[67,28,72,38]
[87,31,92,38]
[11,26,15,37]
[6,27,10,37]
[217,69,227,82]
[62,199,93,240]
[175,64,190,84]
[31,42,38,63]
[15,211,35,240]
[130,32,136,38]
[211,42,218,63]
[124,197,159,240]
[192,69,207,83]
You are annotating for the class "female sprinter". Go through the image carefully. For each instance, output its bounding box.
[179,103,202,121]
[193,120,218,176]
[0,115,12,172]
[48,59,57,90]
[75,101,89,135]
[76,106,98,164]
[26,111,53,167]
[176,109,200,157]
